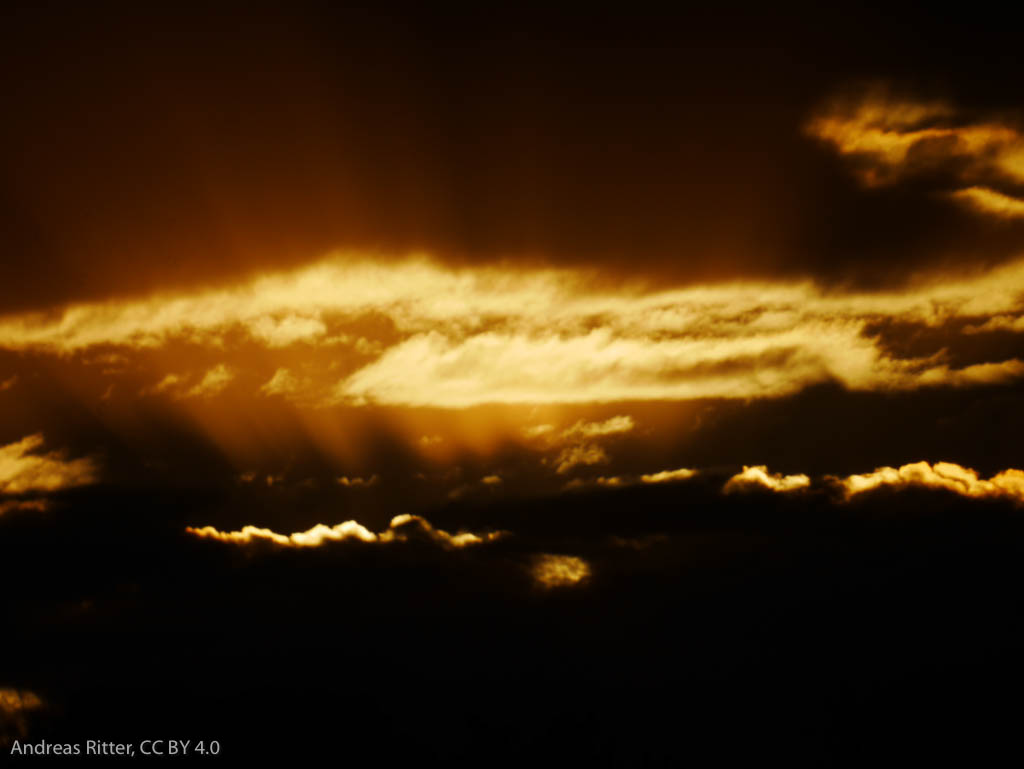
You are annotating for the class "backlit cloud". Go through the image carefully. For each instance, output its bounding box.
[554,444,610,475]
[952,187,1024,219]
[184,364,234,399]
[640,467,698,484]
[532,554,592,588]
[260,368,303,396]
[0,434,99,495]
[724,465,811,493]
[807,89,1024,218]
[2,254,1024,410]
[336,475,378,488]
[186,514,504,549]
[833,461,1024,503]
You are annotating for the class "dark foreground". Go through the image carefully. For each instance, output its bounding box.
[4,481,1024,766]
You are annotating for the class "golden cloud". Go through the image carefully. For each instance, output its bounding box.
[833,461,1024,503]
[0,688,44,748]
[260,368,303,396]
[184,364,234,399]
[724,465,812,493]
[553,444,610,475]
[336,475,379,488]
[640,467,698,484]
[717,460,1024,505]
[186,514,504,549]
[2,255,1024,409]
[952,187,1024,219]
[0,434,99,495]
[531,554,592,588]
[807,89,1024,215]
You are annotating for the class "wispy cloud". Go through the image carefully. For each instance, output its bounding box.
[807,88,1024,218]
[2,255,1024,409]
[0,434,99,495]
[184,364,234,398]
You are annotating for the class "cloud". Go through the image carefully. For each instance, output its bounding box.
[714,460,1024,505]
[184,364,234,398]
[0,434,99,494]
[3,254,1024,410]
[554,444,609,475]
[964,315,1024,334]
[833,461,1024,503]
[724,465,811,493]
[248,314,327,347]
[0,375,17,392]
[260,368,302,396]
[0,689,44,748]
[807,88,1024,219]
[560,415,635,440]
[640,467,698,484]
[337,475,378,488]
[332,324,1024,407]
[186,514,504,549]
[951,187,1024,220]
[187,520,378,546]
[480,475,502,485]
[531,554,591,588]
[806,89,1024,185]
[141,373,182,396]
[0,499,49,516]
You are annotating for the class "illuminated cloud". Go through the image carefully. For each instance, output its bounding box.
[248,314,326,347]
[481,475,502,485]
[834,461,1024,503]
[0,434,99,494]
[184,364,234,398]
[337,475,378,488]
[806,89,1024,189]
[2,254,1024,409]
[532,554,592,588]
[0,499,49,516]
[186,514,503,549]
[952,187,1024,219]
[141,373,182,396]
[0,375,16,392]
[187,520,377,547]
[554,444,610,475]
[260,368,302,396]
[964,315,1024,334]
[724,465,811,493]
[560,416,635,440]
[640,467,698,484]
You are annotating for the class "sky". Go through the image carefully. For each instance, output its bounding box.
[2,3,1024,763]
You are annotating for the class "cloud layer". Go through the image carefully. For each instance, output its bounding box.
[1,253,1024,409]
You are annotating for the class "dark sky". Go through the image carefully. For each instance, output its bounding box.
[2,3,1022,310]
